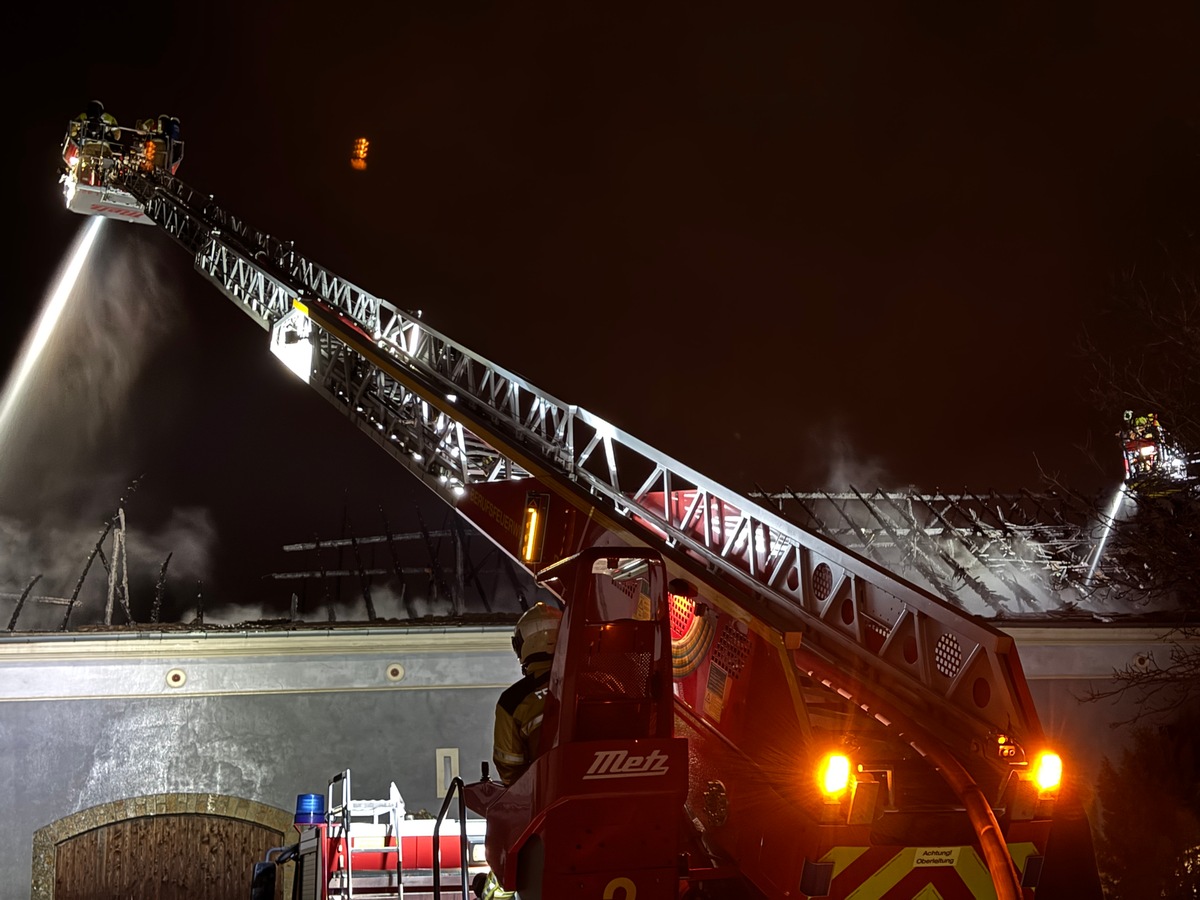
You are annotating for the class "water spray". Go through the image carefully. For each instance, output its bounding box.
[0,217,105,439]
[1085,483,1129,587]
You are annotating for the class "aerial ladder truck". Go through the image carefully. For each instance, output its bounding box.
[57,106,1068,899]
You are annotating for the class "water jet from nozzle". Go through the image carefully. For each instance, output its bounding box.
[0,216,105,446]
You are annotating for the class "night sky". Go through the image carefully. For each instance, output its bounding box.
[4,3,1198,618]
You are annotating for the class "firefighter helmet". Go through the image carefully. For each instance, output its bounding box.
[512,602,562,665]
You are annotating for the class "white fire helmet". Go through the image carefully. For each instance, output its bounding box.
[512,602,563,665]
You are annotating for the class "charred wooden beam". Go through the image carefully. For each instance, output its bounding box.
[60,520,114,631]
[6,574,42,632]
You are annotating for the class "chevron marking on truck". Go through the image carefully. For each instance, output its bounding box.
[830,841,1039,899]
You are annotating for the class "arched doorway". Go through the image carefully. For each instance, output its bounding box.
[31,793,294,900]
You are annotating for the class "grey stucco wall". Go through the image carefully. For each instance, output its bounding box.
[1,628,521,895]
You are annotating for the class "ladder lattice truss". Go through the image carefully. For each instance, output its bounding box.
[118,168,1123,748]
[127,173,1121,620]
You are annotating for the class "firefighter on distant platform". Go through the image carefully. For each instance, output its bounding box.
[1121,411,1162,478]
[1145,412,1161,442]
[1126,412,1161,441]
[68,100,122,186]
[73,100,120,142]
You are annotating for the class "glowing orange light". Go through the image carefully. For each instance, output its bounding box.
[351,137,369,171]
[1033,752,1062,792]
[522,507,540,562]
[818,753,852,797]
[670,592,694,620]
[520,493,549,564]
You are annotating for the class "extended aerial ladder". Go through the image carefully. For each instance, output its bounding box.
[59,114,1067,897]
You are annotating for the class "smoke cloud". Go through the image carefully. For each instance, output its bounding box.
[0,223,220,629]
[810,420,893,491]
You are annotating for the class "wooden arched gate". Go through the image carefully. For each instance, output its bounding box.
[31,793,294,900]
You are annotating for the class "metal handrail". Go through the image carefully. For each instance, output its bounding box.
[432,776,471,900]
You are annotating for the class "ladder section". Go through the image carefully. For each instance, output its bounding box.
[326,769,405,899]
[118,167,1043,757]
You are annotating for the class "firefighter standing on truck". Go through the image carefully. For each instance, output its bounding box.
[474,603,563,900]
[493,602,562,785]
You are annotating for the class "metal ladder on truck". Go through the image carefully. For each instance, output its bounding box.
[326,769,405,899]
